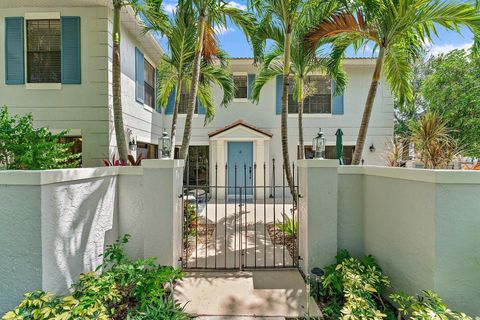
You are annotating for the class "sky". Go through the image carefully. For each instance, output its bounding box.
[158,0,476,58]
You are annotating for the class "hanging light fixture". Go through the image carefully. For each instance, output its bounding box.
[312,128,326,159]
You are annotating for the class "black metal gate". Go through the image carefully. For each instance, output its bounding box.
[182,159,299,270]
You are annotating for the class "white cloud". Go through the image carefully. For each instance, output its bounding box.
[227,1,247,10]
[214,25,235,35]
[428,42,472,56]
[162,2,177,14]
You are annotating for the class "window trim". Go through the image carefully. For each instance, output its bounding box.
[233,72,248,102]
[25,17,62,85]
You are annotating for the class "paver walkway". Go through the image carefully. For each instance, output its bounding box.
[174,270,321,318]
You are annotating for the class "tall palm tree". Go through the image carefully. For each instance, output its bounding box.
[250,5,346,160]
[249,0,328,197]
[134,1,235,158]
[177,0,255,160]
[112,0,130,163]
[305,0,480,165]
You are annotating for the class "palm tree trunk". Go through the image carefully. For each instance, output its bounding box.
[179,15,206,160]
[112,0,129,164]
[352,47,385,165]
[170,80,182,158]
[298,78,305,160]
[281,32,296,201]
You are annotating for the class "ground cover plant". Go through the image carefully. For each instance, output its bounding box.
[313,250,473,320]
[2,235,189,320]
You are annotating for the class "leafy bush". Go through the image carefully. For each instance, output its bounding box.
[275,212,297,238]
[0,106,80,170]
[2,235,188,320]
[314,250,473,320]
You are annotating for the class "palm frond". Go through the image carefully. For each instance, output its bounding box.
[251,63,283,103]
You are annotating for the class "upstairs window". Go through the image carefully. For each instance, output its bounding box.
[144,59,155,108]
[288,75,332,114]
[26,19,61,83]
[234,75,248,99]
[178,85,198,114]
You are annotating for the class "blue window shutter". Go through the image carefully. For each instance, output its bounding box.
[165,88,175,114]
[5,17,25,84]
[61,17,81,84]
[247,74,255,99]
[275,75,282,115]
[135,47,144,103]
[198,98,205,115]
[332,80,344,115]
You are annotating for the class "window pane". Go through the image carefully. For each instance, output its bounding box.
[178,84,198,114]
[234,75,247,99]
[27,20,61,83]
[144,60,155,108]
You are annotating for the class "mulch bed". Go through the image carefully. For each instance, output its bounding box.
[184,221,216,260]
[267,223,298,263]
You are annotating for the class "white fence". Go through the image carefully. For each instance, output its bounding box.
[298,161,480,317]
[0,161,183,314]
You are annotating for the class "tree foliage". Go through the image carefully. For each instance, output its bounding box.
[0,107,80,170]
[421,49,480,158]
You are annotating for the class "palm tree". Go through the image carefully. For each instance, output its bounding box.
[305,0,480,165]
[134,1,234,158]
[112,0,130,164]
[177,0,255,160]
[250,7,346,160]
[249,0,330,197]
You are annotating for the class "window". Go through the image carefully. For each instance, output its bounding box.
[26,19,61,83]
[178,85,198,114]
[234,75,248,99]
[175,146,209,186]
[299,145,354,165]
[288,75,332,114]
[137,142,158,159]
[144,60,155,108]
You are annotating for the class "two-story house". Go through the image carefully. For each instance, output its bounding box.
[0,1,394,187]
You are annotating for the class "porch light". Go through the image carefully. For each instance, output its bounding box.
[159,131,171,159]
[369,143,376,153]
[312,128,326,159]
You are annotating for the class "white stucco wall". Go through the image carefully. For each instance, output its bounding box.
[0,163,184,314]
[334,166,480,316]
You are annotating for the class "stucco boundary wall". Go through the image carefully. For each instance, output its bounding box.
[0,160,184,314]
[299,161,480,316]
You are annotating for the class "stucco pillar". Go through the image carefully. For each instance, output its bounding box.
[142,160,184,267]
[298,159,338,274]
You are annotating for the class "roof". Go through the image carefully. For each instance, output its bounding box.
[208,120,273,138]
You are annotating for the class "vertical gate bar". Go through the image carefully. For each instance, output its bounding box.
[215,163,218,269]
[244,164,247,267]
[205,168,208,269]
[234,163,237,268]
[282,162,286,267]
[195,154,199,269]
[254,162,257,268]
[183,186,187,268]
[292,162,296,267]
[224,163,228,269]
[263,162,267,268]
[272,158,276,267]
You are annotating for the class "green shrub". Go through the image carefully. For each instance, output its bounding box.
[0,106,80,170]
[315,250,473,320]
[275,212,297,238]
[2,235,188,320]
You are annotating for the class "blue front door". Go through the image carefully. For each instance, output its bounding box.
[227,142,253,195]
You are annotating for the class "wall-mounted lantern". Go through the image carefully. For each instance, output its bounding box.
[159,131,171,159]
[312,128,326,159]
[369,143,376,153]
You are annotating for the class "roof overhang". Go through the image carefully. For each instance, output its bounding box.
[208,120,273,141]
